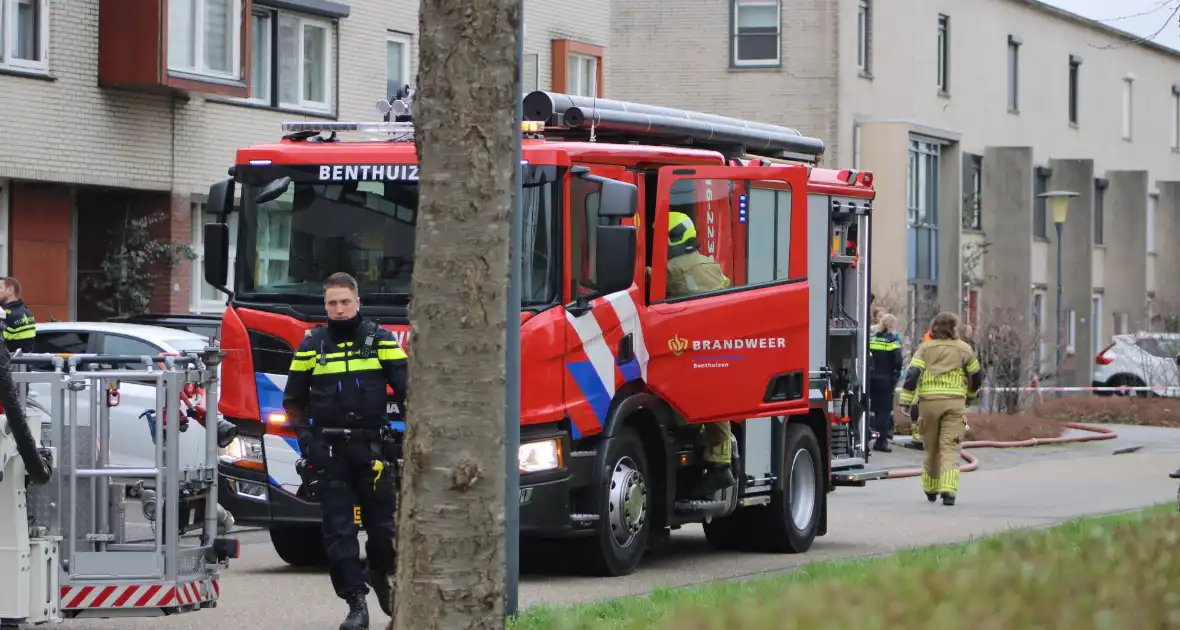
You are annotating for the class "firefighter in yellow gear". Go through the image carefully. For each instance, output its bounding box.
[664,211,735,495]
[898,312,982,506]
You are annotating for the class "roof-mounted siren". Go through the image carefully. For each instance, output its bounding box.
[522,91,825,163]
[377,84,415,122]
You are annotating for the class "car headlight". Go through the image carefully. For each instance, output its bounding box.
[519,438,563,474]
[220,435,263,467]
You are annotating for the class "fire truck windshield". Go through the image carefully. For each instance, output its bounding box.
[232,164,562,308]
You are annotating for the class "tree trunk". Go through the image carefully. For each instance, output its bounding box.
[392,0,519,628]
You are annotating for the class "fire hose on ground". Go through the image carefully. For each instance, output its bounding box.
[883,422,1119,479]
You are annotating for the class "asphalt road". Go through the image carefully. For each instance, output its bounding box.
[59,426,1180,629]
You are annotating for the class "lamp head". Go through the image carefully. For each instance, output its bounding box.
[1038,190,1080,225]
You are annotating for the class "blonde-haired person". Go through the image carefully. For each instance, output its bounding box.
[897,312,982,506]
[868,313,903,452]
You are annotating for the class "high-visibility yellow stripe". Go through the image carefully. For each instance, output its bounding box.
[378,340,401,348]
[909,358,927,369]
[869,339,901,351]
[295,350,316,358]
[6,324,35,333]
[4,329,35,340]
[311,358,383,375]
[378,348,407,361]
[290,358,316,372]
[964,358,980,374]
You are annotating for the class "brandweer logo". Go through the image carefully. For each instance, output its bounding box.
[668,335,689,356]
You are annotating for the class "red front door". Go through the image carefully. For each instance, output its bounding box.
[643,165,811,425]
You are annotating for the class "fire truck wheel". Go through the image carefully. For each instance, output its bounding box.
[578,427,652,577]
[749,422,822,553]
[270,525,328,567]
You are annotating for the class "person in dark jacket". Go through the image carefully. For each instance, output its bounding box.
[868,313,903,452]
[0,277,35,354]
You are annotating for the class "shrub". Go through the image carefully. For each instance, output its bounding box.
[1035,396,1180,428]
[892,405,1064,441]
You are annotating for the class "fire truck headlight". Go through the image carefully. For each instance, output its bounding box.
[220,435,264,467]
[519,439,563,474]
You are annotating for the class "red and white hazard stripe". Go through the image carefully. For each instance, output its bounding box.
[60,579,219,610]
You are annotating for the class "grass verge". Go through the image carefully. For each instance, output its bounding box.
[510,503,1179,630]
[893,407,1065,441]
[1036,396,1180,428]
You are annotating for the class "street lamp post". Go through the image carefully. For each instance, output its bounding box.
[1037,190,1079,388]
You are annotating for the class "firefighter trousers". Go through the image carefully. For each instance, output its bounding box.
[868,375,895,438]
[306,437,397,599]
[918,398,967,497]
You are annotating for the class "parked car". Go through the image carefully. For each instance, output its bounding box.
[106,312,222,343]
[24,322,224,470]
[1093,332,1180,397]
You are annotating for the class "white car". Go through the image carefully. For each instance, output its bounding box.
[1093,332,1180,397]
[24,321,220,470]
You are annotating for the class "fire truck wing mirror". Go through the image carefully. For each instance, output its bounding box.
[203,223,231,294]
[206,177,235,216]
[255,176,292,205]
[573,168,637,218]
[593,225,636,295]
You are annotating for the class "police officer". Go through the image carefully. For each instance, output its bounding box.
[665,211,736,494]
[0,277,36,354]
[282,272,408,630]
[898,312,982,506]
[868,313,903,452]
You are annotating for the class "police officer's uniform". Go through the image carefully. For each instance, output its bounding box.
[868,328,902,452]
[2,299,36,354]
[665,211,736,495]
[282,315,407,629]
[898,335,981,506]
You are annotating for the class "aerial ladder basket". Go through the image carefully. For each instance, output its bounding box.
[0,344,238,627]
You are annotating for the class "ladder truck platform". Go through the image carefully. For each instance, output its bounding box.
[0,344,238,627]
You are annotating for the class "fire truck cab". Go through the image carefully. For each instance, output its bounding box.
[202,90,876,577]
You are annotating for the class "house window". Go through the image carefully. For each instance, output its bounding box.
[1092,294,1103,351]
[1,0,50,73]
[386,32,411,99]
[967,287,980,330]
[1121,77,1134,140]
[1033,290,1045,369]
[1066,309,1076,354]
[1172,86,1180,149]
[241,8,334,113]
[907,138,940,331]
[1032,166,1050,239]
[552,40,604,97]
[936,14,949,93]
[522,53,538,93]
[962,153,982,230]
[1007,35,1021,112]
[168,0,243,81]
[732,0,780,67]
[1093,178,1106,245]
[1148,192,1157,254]
[857,0,871,74]
[192,203,239,313]
[1068,55,1081,125]
[567,53,597,97]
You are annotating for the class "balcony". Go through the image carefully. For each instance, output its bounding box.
[98,0,252,97]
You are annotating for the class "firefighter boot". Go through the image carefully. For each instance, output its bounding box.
[941,493,956,506]
[339,592,369,630]
[700,465,737,495]
[873,436,892,453]
[365,567,393,617]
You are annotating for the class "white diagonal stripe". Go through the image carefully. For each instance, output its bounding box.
[606,291,649,382]
[564,307,617,400]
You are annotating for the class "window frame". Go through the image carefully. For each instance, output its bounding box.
[1092,294,1103,352]
[856,0,872,75]
[1147,191,1158,254]
[1121,76,1134,141]
[936,14,949,94]
[551,39,604,97]
[907,138,940,283]
[566,52,598,98]
[1172,85,1180,150]
[1,0,50,74]
[1093,177,1106,246]
[1068,55,1081,126]
[191,202,238,314]
[1032,166,1050,239]
[731,0,781,68]
[1006,35,1021,113]
[235,6,336,115]
[167,0,244,82]
[963,153,982,230]
[1032,289,1046,369]
[743,185,793,287]
[386,31,411,100]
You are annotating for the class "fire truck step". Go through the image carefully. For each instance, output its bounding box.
[673,499,728,517]
[60,578,220,615]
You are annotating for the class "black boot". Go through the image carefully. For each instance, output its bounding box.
[366,567,393,617]
[873,436,892,453]
[925,492,938,502]
[941,493,956,506]
[339,592,369,630]
[699,465,736,496]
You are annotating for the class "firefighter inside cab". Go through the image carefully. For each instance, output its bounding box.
[664,211,737,495]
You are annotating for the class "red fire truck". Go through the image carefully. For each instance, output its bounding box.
[202,90,878,576]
